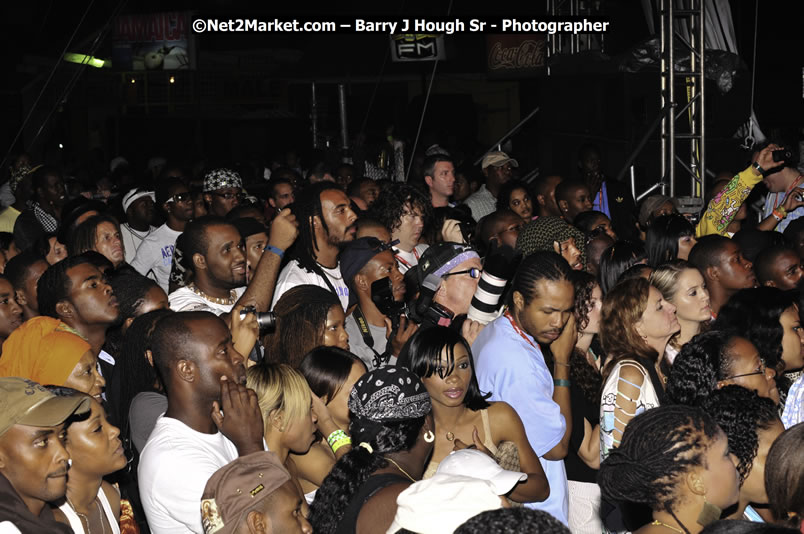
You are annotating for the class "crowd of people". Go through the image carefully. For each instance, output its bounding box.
[0,137,803,534]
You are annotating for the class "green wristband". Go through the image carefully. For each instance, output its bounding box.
[553,378,571,388]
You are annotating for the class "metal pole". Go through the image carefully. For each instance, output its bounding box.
[473,108,540,166]
[698,0,706,199]
[667,0,674,197]
[311,82,319,149]
[337,83,349,154]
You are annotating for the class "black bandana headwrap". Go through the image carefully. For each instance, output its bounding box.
[348,366,432,439]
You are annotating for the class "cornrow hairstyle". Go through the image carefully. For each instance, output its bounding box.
[713,287,796,373]
[599,240,647,294]
[765,423,804,530]
[290,181,345,273]
[455,508,570,534]
[645,214,695,267]
[665,330,743,406]
[754,245,798,286]
[108,271,162,321]
[568,270,603,405]
[599,277,656,380]
[299,346,366,404]
[67,213,122,259]
[397,326,491,411]
[264,285,341,368]
[368,182,433,237]
[701,385,780,485]
[36,253,97,318]
[598,405,721,524]
[508,251,571,308]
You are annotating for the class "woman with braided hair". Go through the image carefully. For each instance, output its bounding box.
[308,366,434,534]
[598,405,740,534]
[701,385,784,521]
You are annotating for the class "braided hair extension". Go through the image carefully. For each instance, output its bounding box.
[290,182,345,273]
[665,330,741,406]
[598,405,720,525]
[508,251,571,308]
[307,416,425,534]
[701,385,779,485]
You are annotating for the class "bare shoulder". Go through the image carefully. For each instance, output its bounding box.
[617,362,647,385]
[101,481,122,519]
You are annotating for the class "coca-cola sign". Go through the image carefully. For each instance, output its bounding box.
[486,35,546,77]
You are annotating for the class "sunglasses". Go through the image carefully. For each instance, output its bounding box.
[166,192,192,203]
[213,192,244,200]
[442,267,482,279]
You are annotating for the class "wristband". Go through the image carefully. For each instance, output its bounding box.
[554,378,571,388]
[326,429,348,446]
[752,161,766,176]
[773,208,787,221]
[331,437,352,454]
[555,361,571,368]
[264,244,285,259]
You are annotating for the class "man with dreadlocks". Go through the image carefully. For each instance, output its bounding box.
[271,182,358,312]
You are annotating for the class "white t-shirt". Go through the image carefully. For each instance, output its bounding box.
[271,259,349,311]
[168,286,246,315]
[121,223,156,264]
[393,244,429,275]
[138,416,239,534]
[130,224,182,293]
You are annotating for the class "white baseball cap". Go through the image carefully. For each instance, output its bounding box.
[436,448,527,495]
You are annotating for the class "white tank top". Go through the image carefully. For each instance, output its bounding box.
[57,487,120,534]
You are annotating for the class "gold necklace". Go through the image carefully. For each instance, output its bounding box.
[67,497,107,534]
[383,457,416,482]
[188,283,237,305]
[650,519,684,533]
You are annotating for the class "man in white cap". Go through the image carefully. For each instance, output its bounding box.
[120,187,157,263]
[464,151,518,221]
[0,377,91,533]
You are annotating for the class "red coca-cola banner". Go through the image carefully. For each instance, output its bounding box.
[486,35,546,77]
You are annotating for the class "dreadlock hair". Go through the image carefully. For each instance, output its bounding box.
[568,270,603,405]
[368,182,432,237]
[105,309,173,440]
[665,330,744,406]
[599,277,656,380]
[701,385,780,486]
[455,508,570,534]
[713,287,796,374]
[308,412,426,534]
[598,405,721,530]
[36,253,97,318]
[646,214,695,267]
[264,285,341,368]
[599,240,647,294]
[299,346,366,404]
[397,326,491,411]
[765,423,804,530]
[508,251,571,308]
[290,181,346,272]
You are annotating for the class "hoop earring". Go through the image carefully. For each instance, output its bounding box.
[423,430,435,443]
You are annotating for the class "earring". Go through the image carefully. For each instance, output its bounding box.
[423,429,435,443]
[696,497,721,526]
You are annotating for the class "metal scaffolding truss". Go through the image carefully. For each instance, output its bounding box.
[660,0,706,200]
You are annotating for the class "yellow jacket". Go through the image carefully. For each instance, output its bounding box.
[695,167,761,237]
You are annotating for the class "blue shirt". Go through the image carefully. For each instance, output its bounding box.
[472,314,569,525]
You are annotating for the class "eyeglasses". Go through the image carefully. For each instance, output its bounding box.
[721,358,768,381]
[213,192,244,200]
[166,192,192,203]
[442,268,482,279]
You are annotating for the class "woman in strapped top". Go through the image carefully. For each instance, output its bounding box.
[308,366,434,534]
[397,326,549,504]
[599,277,680,462]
